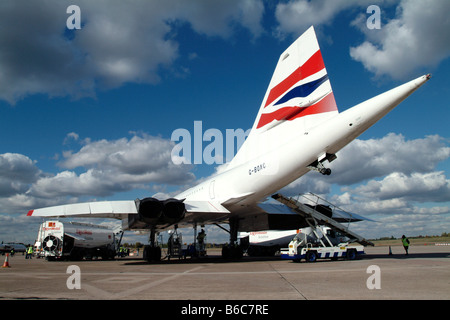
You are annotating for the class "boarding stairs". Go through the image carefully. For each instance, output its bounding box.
[272,193,374,247]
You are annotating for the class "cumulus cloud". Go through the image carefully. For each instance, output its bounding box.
[60,134,184,175]
[0,153,65,214]
[274,0,450,80]
[350,0,450,79]
[169,0,265,39]
[328,133,450,185]
[0,133,195,213]
[274,0,392,38]
[38,133,195,197]
[335,168,450,220]
[340,191,450,238]
[283,133,450,194]
[351,171,450,202]
[0,0,264,104]
[350,208,449,239]
[0,153,44,196]
[63,132,80,145]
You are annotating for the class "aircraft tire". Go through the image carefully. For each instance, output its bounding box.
[221,246,229,259]
[143,246,161,262]
[221,245,243,259]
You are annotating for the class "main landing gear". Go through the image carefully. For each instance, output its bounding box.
[143,245,161,262]
[143,218,245,262]
[143,227,161,262]
[219,218,244,260]
[221,243,243,259]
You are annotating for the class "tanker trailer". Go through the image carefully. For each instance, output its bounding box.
[35,220,122,261]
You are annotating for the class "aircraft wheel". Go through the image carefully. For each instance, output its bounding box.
[221,244,243,259]
[144,246,161,262]
[221,245,230,259]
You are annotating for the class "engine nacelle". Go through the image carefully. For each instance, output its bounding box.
[137,197,186,225]
[163,198,186,221]
[138,197,163,223]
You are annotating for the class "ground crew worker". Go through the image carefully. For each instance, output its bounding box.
[26,246,33,259]
[401,235,410,255]
[197,229,206,252]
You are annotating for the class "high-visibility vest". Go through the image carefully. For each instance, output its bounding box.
[27,247,33,254]
[402,238,409,247]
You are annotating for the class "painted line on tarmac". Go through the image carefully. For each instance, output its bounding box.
[83,266,205,299]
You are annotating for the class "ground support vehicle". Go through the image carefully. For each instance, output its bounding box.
[281,234,365,262]
[274,193,371,262]
[35,220,123,261]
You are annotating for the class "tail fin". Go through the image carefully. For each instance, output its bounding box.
[255,26,337,132]
[229,26,337,168]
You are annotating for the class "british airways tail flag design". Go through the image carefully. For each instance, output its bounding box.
[255,26,337,131]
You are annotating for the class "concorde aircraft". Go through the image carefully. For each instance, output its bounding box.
[27,26,430,260]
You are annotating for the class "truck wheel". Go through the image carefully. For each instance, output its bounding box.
[306,251,317,262]
[346,249,357,260]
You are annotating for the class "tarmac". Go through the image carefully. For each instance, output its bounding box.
[0,245,449,300]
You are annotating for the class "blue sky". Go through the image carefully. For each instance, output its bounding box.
[0,0,449,244]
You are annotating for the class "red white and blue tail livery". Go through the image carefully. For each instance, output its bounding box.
[255,26,337,131]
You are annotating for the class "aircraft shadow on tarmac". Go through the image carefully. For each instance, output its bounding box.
[121,251,449,266]
[122,254,282,266]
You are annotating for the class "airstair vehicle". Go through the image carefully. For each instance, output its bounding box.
[274,193,373,262]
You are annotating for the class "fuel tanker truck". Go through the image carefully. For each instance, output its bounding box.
[34,220,123,261]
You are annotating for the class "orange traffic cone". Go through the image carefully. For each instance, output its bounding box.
[2,253,11,268]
